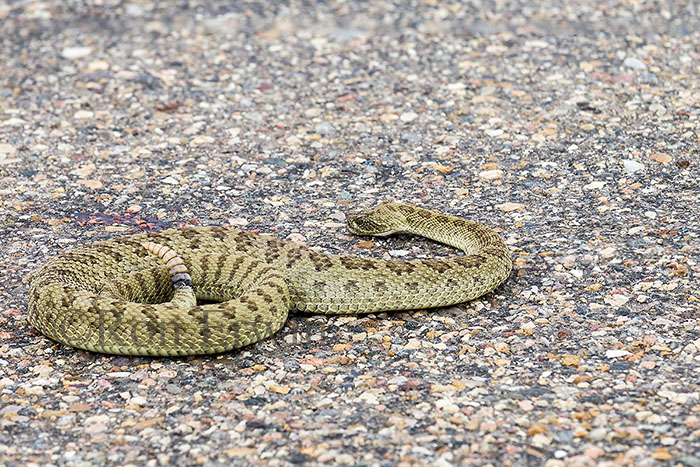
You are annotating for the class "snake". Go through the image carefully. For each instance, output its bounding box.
[27,203,512,356]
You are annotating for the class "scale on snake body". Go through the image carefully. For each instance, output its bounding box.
[28,203,512,356]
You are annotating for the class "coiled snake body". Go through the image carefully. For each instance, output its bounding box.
[28,203,512,356]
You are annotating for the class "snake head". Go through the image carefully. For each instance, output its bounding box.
[346,203,410,236]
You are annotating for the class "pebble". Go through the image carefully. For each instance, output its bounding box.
[73,110,94,119]
[165,384,182,394]
[130,396,148,406]
[87,60,110,71]
[584,181,606,190]
[0,117,25,126]
[56,414,76,426]
[189,135,215,146]
[0,143,15,156]
[622,159,644,173]
[304,108,322,118]
[496,202,524,212]
[606,349,631,358]
[623,57,647,70]
[604,294,629,307]
[479,169,504,180]
[400,111,418,122]
[62,46,92,59]
[328,211,346,222]
[400,131,423,143]
[315,122,336,135]
[599,246,616,258]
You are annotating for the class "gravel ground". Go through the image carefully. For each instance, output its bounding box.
[1,1,699,465]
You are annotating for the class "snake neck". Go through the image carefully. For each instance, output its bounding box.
[398,206,508,257]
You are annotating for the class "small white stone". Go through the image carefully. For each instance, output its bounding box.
[1,117,26,126]
[87,60,110,71]
[484,128,504,137]
[605,349,631,358]
[304,108,322,118]
[334,454,355,464]
[605,294,629,307]
[584,181,606,190]
[183,122,205,135]
[479,169,504,180]
[74,110,94,119]
[623,57,647,70]
[84,414,110,424]
[328,211,346,222]
[286,233,306,243]
[658,390,695,404]
[404,339,421,350]
[650,103,667,114]
[358,390,378,404]
[314,122,335,135]
[389,250,409,257]
[227,217,248,227]
[130,396,148,406]
[496,202,524,212]
[446,82,467,92]
[62,46,92,59]
[126,3,145,16]
[0,143,15,156]
[400,111,418,122]
[531,433,553,447]
[435,398,459,413]
[646,414,663,424]
[388,375,408,385]
[599,246,616,258]
[644,211,657,219]
[622,159,645,173]
[56,414,76,426]
[189,135,215,146]
[525,39,549,48]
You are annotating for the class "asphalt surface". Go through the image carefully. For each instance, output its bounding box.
[0,1,698,465]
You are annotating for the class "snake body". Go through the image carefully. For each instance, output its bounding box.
[28,203,512,356]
